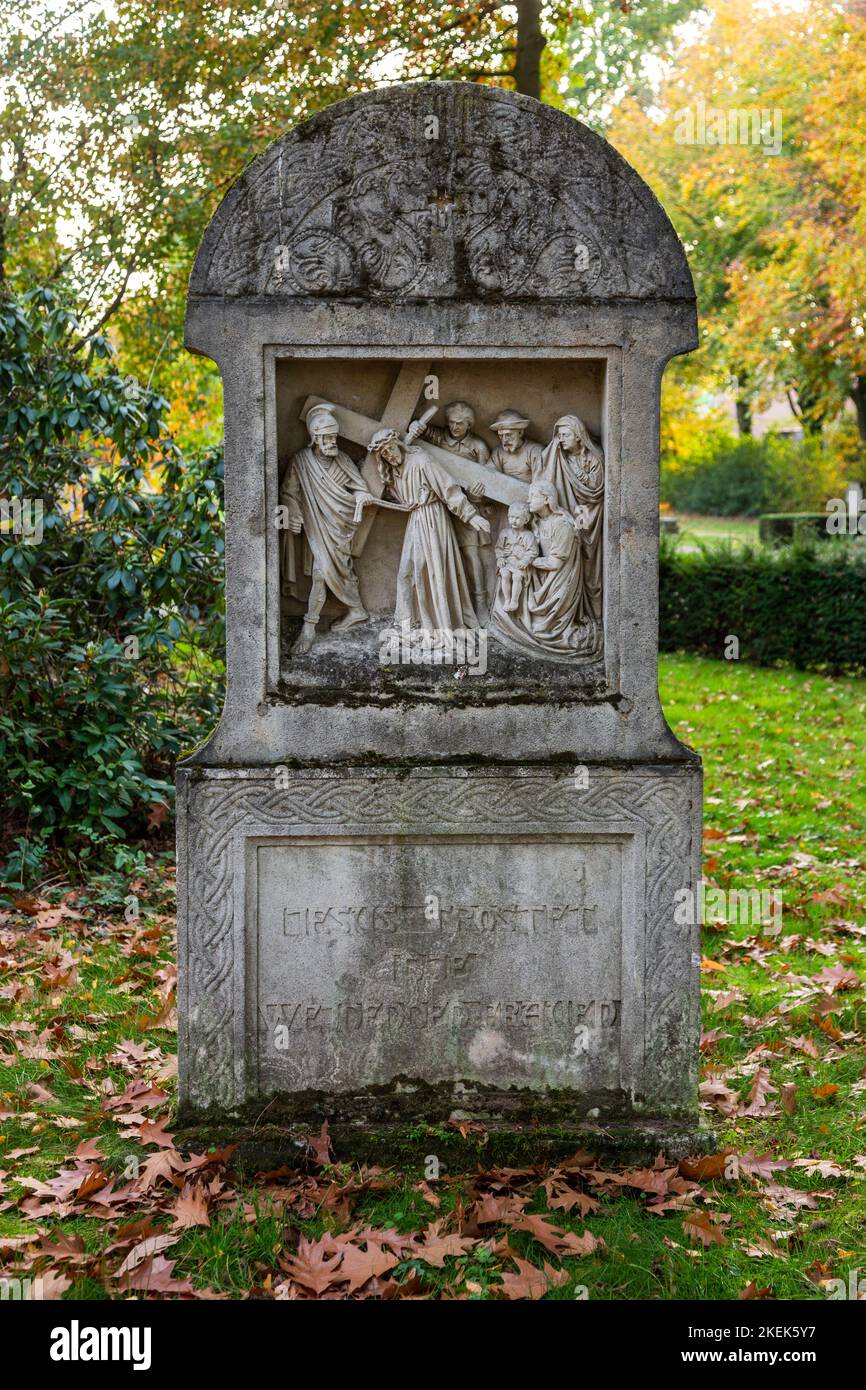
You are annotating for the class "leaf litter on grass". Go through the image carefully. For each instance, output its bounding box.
[1,658,865,1298]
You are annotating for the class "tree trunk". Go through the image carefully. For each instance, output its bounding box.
[792,381,824,437]
[514,0,545,100]
[850,376,866,443]
[735,396,753,436]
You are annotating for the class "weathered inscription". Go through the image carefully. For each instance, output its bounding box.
[262,997,621,1031]
[253,837,626,1091]
[282,900,599,938]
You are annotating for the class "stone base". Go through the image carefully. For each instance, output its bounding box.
[177,761,702,1126]
[278,612,608,700]
[176,1119,715,1173]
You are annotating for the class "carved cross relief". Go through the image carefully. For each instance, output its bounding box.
[301,363,530,560]
[280,364,605,666]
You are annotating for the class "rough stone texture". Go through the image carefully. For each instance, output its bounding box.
[178,82,703,1144]
[190,84,693,304]
[178,763,701,1121]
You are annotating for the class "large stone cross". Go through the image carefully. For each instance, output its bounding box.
[301,362,530,557]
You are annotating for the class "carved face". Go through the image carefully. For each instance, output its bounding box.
[508,504,531,529]
[498,427,524,453]
[377,440,403,468]
[556,423,577,451]
[314,428,339,456]
[446,411,472,440]
[528,485,549,516]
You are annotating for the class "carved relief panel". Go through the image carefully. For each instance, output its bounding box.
[274,355,608,678]
[193,86,690,304]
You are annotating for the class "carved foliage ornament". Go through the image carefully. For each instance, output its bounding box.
[191,85,694,303]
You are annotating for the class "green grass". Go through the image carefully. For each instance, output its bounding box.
[0,654,864,1299]
[669,512,761,552]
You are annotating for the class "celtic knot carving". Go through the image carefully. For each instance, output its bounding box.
[179,766,699,1113]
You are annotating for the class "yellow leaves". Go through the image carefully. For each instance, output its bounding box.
[609,0,866,388]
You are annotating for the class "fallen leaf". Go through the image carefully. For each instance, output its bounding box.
[117,1254,194,1295]
[171,1183,210,1229]
[499,1255,569,1300]
[683,1211,725,1248]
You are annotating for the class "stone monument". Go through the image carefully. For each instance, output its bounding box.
[178,82,705,1156]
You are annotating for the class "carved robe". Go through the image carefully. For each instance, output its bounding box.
[490,440,544,483]
[280,445,366,609]
[421,425,491,549]
[540,436,604,621]
[387,446,482,631]
[491,511,592,663]
[496,525,538,574]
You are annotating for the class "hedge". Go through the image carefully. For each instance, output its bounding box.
[659,541,866,673]
[759,513,829,546]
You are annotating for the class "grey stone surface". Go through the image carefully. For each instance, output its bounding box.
[190,84,693,303]
[178,82,702,1138]
[178,764,701,1119]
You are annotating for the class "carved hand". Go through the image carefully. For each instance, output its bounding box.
[288,513,303,534]
[469,514,491,535]
[405,419,425,442]
[469,480,486,498]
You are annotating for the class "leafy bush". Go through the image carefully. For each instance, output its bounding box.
[659,538,866,672]
[0,288,225,887]
[758,513,828,545]
[661,426,853,517]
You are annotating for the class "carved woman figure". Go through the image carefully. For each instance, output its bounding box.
[490,481,599,663]
[539,415,604,622]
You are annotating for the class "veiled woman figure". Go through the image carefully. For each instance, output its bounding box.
[490,481,599,663]
[540,414,604,622]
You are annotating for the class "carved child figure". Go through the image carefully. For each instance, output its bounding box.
[495,502,539,612]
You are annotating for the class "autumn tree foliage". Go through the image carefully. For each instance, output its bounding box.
[1,1,697,430]
[610,0,866,442]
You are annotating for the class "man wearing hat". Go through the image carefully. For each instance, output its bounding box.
[489,409,544,483]
[280,403,372,655]
[406,400,492,620]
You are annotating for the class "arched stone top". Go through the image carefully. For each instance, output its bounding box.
[189,83,694,305]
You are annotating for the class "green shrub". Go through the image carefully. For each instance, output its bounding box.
[758,513,829,545]
[661,426,853,517]
[659,538,866,672]
[0,287,225,887]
